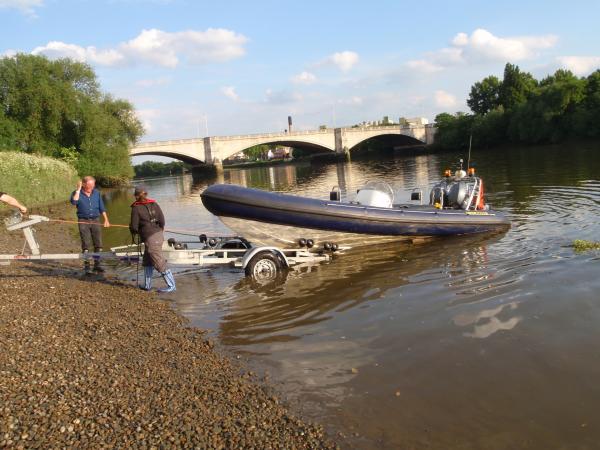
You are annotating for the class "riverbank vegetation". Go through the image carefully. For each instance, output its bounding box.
[433,63,600,150]
[0,151,78,208]
[133,160,190,178]
[0,54,143,186]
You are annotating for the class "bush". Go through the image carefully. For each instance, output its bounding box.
[94,175,131,188]
[0,151,79,208]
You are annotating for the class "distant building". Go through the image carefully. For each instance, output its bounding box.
[230,151,247,160]
[405,117,429,126]
[272,146,292,159]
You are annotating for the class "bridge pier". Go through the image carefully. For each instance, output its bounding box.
[201,136,224,174]
[334,128,352,161]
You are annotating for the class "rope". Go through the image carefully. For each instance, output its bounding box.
[45,218,235,237]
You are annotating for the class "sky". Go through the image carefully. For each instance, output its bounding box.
[2,0,600,147]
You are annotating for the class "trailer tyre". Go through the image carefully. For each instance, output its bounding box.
[245,251,282,281]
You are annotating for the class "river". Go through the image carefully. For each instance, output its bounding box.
[102,143,600,449]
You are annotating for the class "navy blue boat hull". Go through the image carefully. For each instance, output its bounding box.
[201,184,510,242]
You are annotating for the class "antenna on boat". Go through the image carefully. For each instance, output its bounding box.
[466,131,473,170]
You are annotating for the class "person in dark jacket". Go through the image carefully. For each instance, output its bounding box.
[129,184,176,292]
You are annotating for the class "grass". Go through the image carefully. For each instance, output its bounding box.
[572,239,600,251]
[0,151,79,209]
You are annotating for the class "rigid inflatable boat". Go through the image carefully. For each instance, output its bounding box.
[200,168,510,249]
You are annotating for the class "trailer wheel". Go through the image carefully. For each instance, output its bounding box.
[245,251,282,281]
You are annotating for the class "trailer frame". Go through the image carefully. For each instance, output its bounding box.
[1,215,329,280]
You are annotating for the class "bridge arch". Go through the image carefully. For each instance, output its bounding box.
[214,135,335,162]
[348,133,427,152]
[130,150,204,165]
[222,139,335,161]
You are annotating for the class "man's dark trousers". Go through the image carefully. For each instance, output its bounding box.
[78,219,103,272]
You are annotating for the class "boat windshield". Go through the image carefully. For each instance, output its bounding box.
[355,181,395,208]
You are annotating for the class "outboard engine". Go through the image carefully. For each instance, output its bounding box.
[429,168,486,210]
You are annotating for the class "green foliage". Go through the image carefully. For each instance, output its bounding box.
[243,144,275,160]
[433,112,473,150]
[467,76,501,115]
[133,160,189,178]
[52,146,79,166]
[0,151,79,208]
[572,239,600,251]
[435,63,600,151]
[499,63,537,110]
[0,54,143,185]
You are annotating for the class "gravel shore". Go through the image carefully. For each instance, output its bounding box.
[0,210,336,449]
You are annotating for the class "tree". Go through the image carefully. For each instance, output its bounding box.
[499,63,537,110]
[433,113,473,150]
[0,54,143,184]
[134,160,188,177]
[433,63,600,150]
[467,75,501,115]
[243,144,275,160]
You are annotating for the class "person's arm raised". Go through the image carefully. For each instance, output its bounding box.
[71,180,83,204]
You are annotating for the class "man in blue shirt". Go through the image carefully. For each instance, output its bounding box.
[70,176,110,274]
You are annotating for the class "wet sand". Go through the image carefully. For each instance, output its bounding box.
[0,210,336,449]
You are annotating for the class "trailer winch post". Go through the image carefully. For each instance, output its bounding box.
[5,215,49,256]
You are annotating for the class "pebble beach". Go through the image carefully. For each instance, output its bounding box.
[0,209,336,449]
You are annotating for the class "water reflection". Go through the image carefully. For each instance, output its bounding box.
[453,301,522,339]
[217,234,505,346]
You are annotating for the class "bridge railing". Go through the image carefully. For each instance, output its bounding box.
[212,129,333,140]
[132,138,204,148]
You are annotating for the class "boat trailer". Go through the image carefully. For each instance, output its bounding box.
[1,215,330,280]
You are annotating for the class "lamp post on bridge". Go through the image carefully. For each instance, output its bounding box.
[197,115,209,138]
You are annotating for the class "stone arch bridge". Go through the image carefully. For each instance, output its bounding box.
[130,125,437,168]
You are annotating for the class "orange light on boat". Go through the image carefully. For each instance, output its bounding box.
[468,168,475,176]
[444,169,452,177]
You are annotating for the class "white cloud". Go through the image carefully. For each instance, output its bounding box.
[458,29,557,61]
[434,90,458,108]
[405,59,444,73]
[291,71,317,85]
[1,49,17,58]
[28,27,247,68]
[221,86,239,101]
[556,56,600,76]
[32,41,125,65]
[322,51,359,72]
[0,0,43,16]
[407,28,558,73]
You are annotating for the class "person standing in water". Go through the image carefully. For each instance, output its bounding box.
[129,185,176,293]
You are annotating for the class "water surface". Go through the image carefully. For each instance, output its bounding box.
[104,144,600,449]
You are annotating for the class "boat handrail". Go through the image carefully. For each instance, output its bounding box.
[464,177,481,210]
